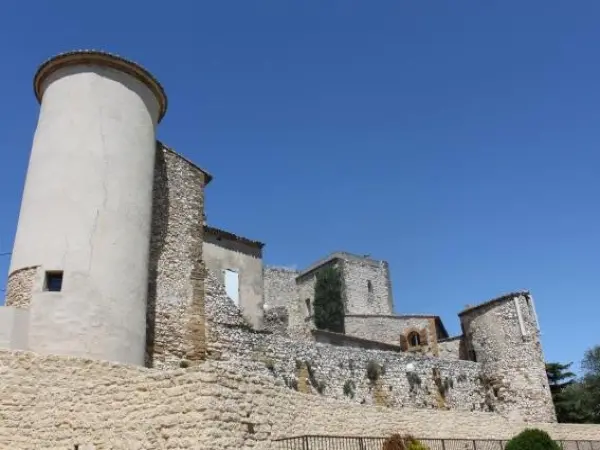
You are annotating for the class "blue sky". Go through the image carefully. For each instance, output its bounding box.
[0,1,598,373]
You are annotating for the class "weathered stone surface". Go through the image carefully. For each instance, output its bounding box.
[146,144,207,369]
[4,266,38,309]
[0,349,597,450]
[460,293,557,423]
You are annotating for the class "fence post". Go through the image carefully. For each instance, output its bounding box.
[441,439,446,450]
[473,440,477,450]
[302,436,309,450]
[358,437,366,450]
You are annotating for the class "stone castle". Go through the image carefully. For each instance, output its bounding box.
[0,50,597,449]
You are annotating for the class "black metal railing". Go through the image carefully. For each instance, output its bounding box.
[273,435,600,450]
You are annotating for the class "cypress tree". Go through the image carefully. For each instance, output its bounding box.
[313,265,345,333]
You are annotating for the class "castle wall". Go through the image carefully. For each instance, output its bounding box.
[0,307,29,350]
[1,349,599,450]
[203,231,264,329]
[146,145,207,369]
[263,266,298,309]
[9,60,162,366]
[460,294,557,423]
[341,255,393,315]
[344,315,437,349]
[438,336,467,360]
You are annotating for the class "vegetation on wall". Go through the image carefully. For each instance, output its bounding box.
[343,379,356,398]
[313,265,345,333]
[546,344,600,424]
[505,429,560,450]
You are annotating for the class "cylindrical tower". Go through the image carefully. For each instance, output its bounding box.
[459,292,556,423]
[7,50,167,365]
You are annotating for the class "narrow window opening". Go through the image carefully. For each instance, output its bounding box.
[408,331,421,347]
[224,269,240,306]
[305,298,311,316]
[45,271,63,292]
[367,280,373,292]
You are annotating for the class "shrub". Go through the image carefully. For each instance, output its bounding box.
[505,429,561,450]
[382,434,428,450]
[367,360,383,383]
[343,380,356,398]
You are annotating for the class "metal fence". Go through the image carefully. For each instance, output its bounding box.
[273,435,600,450]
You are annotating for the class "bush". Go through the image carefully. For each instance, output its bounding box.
[367,360,383,383]
[382,434,428,450]
[505,429,561,450]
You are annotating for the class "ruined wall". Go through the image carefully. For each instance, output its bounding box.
[4,266,39,309]
[1,349,599,450]
[203,231,264,329]
[146,144,207,369]
[438,336,467,360]
[460,293,557,423]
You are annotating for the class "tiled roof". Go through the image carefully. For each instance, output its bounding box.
[204,225,265,249]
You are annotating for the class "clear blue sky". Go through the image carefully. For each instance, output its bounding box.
[0,1,598,373]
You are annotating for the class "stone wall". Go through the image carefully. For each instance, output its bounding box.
[4,266,38,309]
[460,293,557,423]
[263,266,298,309]
[438,336,466,360]
[345,315,438,352]
[203,228,264,329]
[341,255,393,315]
[146,144,207,369]
[1,349,599,450]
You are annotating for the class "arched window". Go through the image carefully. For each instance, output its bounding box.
[408,331,421,347]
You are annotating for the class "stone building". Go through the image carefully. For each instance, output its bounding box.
[0,50,557,428]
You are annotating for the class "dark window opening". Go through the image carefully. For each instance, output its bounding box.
[367,280,373,293]
[45,271,63,292]
[305,298,311,316]
[408,331,421,347]
[469,349,477,362]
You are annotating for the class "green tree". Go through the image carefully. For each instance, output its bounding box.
[313,265,345,333]
[546,362,576,395]
[505,429,560,450]
[581,345,600,423]
[546,361,577,423]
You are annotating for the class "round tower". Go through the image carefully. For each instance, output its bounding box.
[7,50,167,365]
[459,292,556,423]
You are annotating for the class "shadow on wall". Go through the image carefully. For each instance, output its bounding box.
[145,146,169,368]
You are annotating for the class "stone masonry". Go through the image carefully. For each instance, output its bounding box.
[4,266,38,309]
[0,349,598,450]
[146,143,208,369]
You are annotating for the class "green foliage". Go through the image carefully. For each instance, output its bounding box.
[313,265,345,333]
[382,434,428,450]
[343,379,355,398]
[546,362,576,395]
[366,360,383,383]
[406,440,429,450]
[505,429,560,450]
[546,345,600,424]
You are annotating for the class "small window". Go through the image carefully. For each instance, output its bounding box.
[367,280,373,293]
[408,331,421,347]
[45,271,63,292]
[305,298,311,316]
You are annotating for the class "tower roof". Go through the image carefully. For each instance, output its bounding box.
[33,50,168,123]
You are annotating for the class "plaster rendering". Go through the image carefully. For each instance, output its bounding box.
[8,51,167,366]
